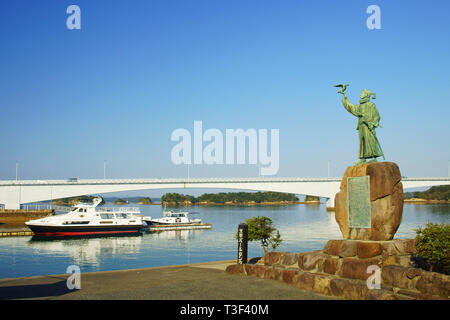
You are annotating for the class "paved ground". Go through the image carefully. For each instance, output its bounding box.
[0,260,339,300]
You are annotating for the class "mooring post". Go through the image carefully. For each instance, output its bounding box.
[237,223,248,264]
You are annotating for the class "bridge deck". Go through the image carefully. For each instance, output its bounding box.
[0,177,448,186]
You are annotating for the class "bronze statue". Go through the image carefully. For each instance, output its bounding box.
[335,84,385,164]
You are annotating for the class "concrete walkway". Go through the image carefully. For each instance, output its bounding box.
[0,261,339,300]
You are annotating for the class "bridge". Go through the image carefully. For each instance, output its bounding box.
[0,177,449,210]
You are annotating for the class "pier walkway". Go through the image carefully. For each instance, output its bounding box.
[0,260,338,300]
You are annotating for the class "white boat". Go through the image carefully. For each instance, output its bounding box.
[143,209,202,225]
[25,197,147,237]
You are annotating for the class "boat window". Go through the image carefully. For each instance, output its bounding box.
[100,213,114,219]
[63,221,90,225]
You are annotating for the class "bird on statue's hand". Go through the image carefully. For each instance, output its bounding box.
[334,84,349,94]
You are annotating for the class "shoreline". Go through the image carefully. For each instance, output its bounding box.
[403,198,450,204]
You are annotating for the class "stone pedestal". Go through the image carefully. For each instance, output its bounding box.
[225,239,450,300]
[334,162,403,241]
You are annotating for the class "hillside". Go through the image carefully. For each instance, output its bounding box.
[404,185,450,201]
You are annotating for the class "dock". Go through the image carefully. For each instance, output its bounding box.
[0,231,34,237]
[147,223,212,231]
[0,231,34,238]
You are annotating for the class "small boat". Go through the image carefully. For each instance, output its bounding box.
[25,197,147,237]
[143,209,202,226]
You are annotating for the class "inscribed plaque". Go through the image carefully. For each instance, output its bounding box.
[347,176,371,228]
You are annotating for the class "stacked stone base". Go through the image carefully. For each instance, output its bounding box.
[226,239,449,300]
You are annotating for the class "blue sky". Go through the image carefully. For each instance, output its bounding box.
[1,0,449,190]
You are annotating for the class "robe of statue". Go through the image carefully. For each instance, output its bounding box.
[342,95,384,159]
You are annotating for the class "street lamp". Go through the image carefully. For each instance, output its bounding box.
[328,161,331,178]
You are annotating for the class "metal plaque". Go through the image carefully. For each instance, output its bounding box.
[347,176,371,228]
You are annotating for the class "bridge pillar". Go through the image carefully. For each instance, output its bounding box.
[4,203,21,210]
[326,192,337,211]
[0,186,22,210]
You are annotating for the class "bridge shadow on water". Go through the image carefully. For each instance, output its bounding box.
[0,276,75,300]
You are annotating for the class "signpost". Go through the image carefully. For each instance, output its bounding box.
[237,223,248,264]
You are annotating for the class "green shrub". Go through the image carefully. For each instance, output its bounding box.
[414,222,450,274]
[236,216,283,255]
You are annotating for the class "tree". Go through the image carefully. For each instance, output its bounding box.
[270,230,283,251]
[414,222,449,274]
[242,216,283,255]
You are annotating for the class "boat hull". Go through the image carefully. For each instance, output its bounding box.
[26,224,145,237]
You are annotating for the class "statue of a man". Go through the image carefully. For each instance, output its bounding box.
[337,86,385,164]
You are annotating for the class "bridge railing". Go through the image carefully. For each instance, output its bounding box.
[53,205,72,212]
[51,205,141,213]
[19,204,53,211]
[96,207,141,213]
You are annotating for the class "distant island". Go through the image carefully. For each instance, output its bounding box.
[137,197,153,205]
[52,196,105,206]
[51,192,326,207]
[161,192,314,206]
[304,195,321,204]
[404,185,450,203]
[114,198,129,205]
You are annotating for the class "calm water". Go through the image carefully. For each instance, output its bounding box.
[0,203,448,279]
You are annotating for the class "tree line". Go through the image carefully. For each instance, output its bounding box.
[161,192,299,204]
